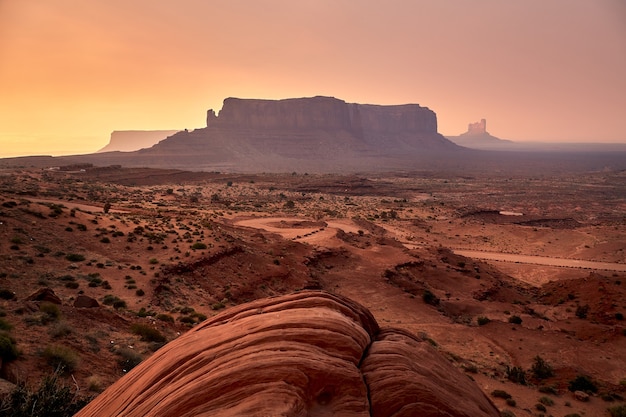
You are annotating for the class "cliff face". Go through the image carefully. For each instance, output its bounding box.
[207,96,437,134]
[76,291,499,417]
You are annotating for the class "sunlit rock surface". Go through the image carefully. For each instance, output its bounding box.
[76,291,499,417]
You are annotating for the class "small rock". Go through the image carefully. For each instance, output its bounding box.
[574,390,590,402]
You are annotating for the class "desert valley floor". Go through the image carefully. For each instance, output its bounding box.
[0,165,625,416]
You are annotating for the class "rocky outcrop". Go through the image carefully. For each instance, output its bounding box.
[76,291,499,417]
[98,130,180,153]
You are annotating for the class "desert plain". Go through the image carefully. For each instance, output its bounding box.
[0,163,624,416]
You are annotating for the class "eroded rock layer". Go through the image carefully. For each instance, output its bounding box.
[76,291,499,417]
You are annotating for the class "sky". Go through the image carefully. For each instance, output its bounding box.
[1,1,625,157]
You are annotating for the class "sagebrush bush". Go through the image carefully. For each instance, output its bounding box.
[0,332,19,362]
[491,389,512,399]
[130,323,166,343]
[531,355,554,380]
[42,344,80,373]
[65,253,85,262]
[568,375,598,393]
[0,371,90,417]
[608,404,626,417]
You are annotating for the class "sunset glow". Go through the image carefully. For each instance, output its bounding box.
[1,1,625,157]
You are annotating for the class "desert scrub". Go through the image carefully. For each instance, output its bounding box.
[156,313,174,323]
[0,318,13,331]
[568,375,598,393]
[531,355,554,380]
[508,315,522,325]
[476,316,491,326]
[491,389,512,399]
[191,242,207,250]
[422,289,440,306]
[608,404,626,417]
[116,347,143,373]
[0,371,90,417]
[65,253,85,262]
[0,332,19,362]
[0,289,15,300]
[40,302,61,321]
[538,396,554,406]
[130,323,166,343]
[48,321,73,338]
[42,344,80,373]
[506,365,527,385]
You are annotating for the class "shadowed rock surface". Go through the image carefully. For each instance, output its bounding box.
[76,291,499,417]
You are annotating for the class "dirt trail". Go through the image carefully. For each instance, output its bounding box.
[453,249,626,272]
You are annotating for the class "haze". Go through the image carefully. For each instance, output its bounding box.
[1,1,625,157]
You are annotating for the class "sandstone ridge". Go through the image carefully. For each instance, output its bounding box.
[76,291,499,417]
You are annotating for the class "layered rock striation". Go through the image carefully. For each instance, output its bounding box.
[76,291,499,417]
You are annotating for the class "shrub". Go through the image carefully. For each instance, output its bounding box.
[0,318,13,331]
[531,355,554,380]
[149,258,159,264]
[505,398,516,407]
[608,404,626,417]
[40,302,61,321]
[491,390,512,399]
[422,289,440,306]
[130,323,165,343]
[0,289,15,300]
[42,344,80,373]
[65,253,85,262]
[506,366,527,385]
[535,403,546,412]
[155,313,173,323]
[538,385,558,395]
[500,410,516,417]
[616,312,624,321]
[477,316,491,326]
[508,315,522,325]
[538,396,554,406]
[48,322,73,338]
[575,304,589,319]
[0,332,19,362]
[191,242,207,250]
[116,347,143,373]
[135,289,145,297]
[0,371,90,417]
[568,375,598,393]
[112,299,127,310]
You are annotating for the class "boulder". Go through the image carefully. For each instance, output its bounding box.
[73,295,99,308]
[25,288,61,304]
[75,291,499,417]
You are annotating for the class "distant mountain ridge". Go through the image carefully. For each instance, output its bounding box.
[98,130,180,153]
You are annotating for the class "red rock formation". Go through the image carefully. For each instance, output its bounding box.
[76,291,499,417]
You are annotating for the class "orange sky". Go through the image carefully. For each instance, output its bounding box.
[1,1,625,157]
